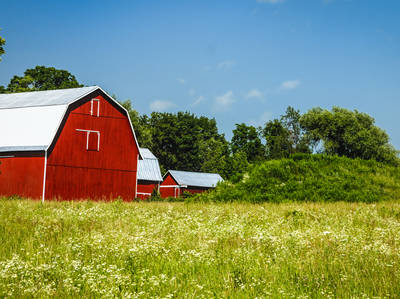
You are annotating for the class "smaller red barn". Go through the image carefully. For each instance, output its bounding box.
[160,170,223,198]
[136,148,163,199]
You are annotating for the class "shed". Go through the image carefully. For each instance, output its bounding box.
[160,170,223,198]
[137,148,163,199]
[0,86,141,201]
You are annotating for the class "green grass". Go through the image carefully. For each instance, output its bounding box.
[196,154,400,203]
[0,199,400,298]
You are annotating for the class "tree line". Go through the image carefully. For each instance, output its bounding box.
[1,63,398,180]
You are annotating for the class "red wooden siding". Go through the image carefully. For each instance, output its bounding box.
[160,174,180,198]
[137,181,159,200]
[0,156,44,199]
[45,94,139,201]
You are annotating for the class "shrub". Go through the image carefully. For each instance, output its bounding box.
[193,154,400,203]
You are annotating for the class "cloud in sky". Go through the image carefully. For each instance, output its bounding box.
[214,91,235,110]
[280,80,301,90]
[149,100,176,112]
[177,78,185,84]
[188,88,196,96]
[249,111,273,127]
[192,96,205,106]
[246,88,263,99]
[256,0,285,3]
[217,60,235,70]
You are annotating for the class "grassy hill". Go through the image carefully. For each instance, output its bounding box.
[198,154,400,203]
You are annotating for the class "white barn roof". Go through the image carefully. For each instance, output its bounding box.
[167,170,224,188]
[0,86,141,155]
[137,148,163,182]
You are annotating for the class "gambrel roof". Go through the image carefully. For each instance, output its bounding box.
[165,170,224,188]
[0,86,141,155]
[137,148,163,182]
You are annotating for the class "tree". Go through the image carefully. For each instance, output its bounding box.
[231,123,265,163]
[262,119,292,159]
[148,112,227,172]
[4,66,83,93]
[0,30,5,61]
[300,106,399,164]
[262,106,311,159]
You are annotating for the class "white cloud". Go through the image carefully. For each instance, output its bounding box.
[192,96,205,106]
[177,78,185,84]
[188,88,196,96]
[256,0,285,3]
[249,111,273,127]
[280,80,301,90]
[217,60,235,70]
[246,89,263,99]
[149,100,176,112]
[214,91,235,111]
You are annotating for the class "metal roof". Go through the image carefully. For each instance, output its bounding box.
[0,86,98,109]
[137,148,163,182]
[0,105,67,152]
[167,170,224,188]
[0,86,142,156]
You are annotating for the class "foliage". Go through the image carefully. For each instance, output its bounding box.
[300,106,399,165]
[194,154,400,203]
[231,123,265,162]
[146,111,226,172]
[0,199,399,297]
[2,66,83,93]
[0,29,5,61]
[262,106,311,159]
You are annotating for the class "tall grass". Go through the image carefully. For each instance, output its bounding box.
[195,154,400,203]
[0,199,399,297]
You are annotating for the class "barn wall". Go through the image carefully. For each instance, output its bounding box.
[0,156,44,199]
[46,94,139,201]
[160,174,180,198]
[137,181,159,199]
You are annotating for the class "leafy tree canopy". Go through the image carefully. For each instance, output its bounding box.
[3,66,83,93]
[0,30,5,61]
[231,123,265,163]
[146,112,227,173]
[300,106,399,165]
[262,106,311,159]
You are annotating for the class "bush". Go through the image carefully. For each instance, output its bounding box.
[193,154,400,203]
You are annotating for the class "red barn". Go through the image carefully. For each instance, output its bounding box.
[136,148,162,199]
[160,170,223,198]
[0,86,141,201]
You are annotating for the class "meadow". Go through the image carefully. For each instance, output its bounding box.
[0,199,399,298]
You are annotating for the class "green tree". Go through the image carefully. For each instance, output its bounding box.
[300,106,399,164]
[148,112,226,172]
[4,66,82,93]
[262,106,311,159]
[0,30,5,61]
[262,119,292,159]
[231,123,265,163]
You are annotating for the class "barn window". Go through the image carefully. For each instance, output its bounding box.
[90,99,100,117]
[76,129,101,151]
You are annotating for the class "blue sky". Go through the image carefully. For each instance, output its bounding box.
[1,0,399,147]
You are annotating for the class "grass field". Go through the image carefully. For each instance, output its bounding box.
[0,199,399,298]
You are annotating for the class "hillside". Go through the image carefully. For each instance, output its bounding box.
[199,154,400,203]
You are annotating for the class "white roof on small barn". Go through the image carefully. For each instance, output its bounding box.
[167,170,224,188]
[0,86,141,155]
[137,148,163,182]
